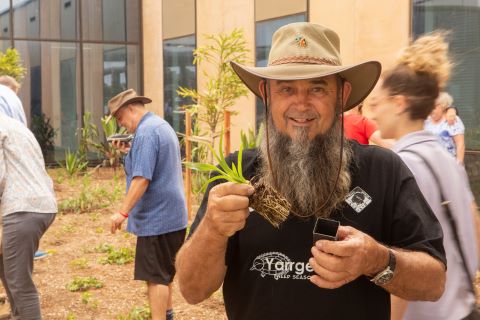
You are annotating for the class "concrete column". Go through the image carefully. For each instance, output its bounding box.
[309,0,410,67]
[142,0,164,116]
[309,0,410,116]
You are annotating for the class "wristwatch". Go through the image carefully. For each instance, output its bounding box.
[370,249,396,285]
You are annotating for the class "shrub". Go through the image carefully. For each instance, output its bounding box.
[59,149,88,177]
[98,245,135,265]
[69,258,89,269]
[66,276,103,292]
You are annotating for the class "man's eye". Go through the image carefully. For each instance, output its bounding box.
[280,87,293,93]
[311,87,327,94]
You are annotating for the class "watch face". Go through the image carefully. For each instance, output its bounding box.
[376,270,394,285]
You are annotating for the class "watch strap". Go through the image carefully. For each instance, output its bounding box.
[370,249,396,285]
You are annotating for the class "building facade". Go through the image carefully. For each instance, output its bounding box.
[0,0,479,199]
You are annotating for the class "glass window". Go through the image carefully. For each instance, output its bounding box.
[15,40,81,163]
[163,35,196,133]
[13,0,39,38]
[413,1,480,150]
[255,13,307,128]
[0,1,10,38]
[102,0,125,42]
[3,0,141,163]
[82,0,140,42]
[413,0,480,203]
[38,0,77,40]
[83,43,140,140]
[0,39,10,51]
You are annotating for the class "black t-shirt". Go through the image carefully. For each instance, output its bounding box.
[190,141,446,320]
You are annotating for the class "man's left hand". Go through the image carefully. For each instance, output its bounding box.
[110,212,127,234]
[309,225,388,289]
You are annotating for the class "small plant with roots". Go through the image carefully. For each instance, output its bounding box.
[185,136,291,228]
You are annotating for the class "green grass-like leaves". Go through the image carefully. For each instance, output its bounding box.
[184,134,247,191]
[66,276,103,292]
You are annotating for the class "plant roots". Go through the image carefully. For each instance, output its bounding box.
[249,179,291,228]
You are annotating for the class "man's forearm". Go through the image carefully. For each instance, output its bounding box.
[176,219,228,304]
[120,177,149,214]
[383,249,445,301]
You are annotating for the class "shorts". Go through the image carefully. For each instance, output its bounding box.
[134,228,186,285]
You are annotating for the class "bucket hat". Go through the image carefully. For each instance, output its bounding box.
[231,22,381,110]
[107,89,152,119]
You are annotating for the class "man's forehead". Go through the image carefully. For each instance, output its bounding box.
[272,76,337,85]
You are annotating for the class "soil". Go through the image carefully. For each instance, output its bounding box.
[1,167,479,319]
[0,168,226,320]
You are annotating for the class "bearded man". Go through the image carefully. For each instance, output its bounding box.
[175,23,447,320]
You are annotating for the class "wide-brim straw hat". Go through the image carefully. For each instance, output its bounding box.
[231,22,381,111]
[107,89,152,119]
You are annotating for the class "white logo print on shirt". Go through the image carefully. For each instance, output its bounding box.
[250,252,313,280]
[345,186,372,213]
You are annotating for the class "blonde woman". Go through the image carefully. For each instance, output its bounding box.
[371,32,478,320]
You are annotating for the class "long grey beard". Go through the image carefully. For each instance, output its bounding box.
[258,117,352,219]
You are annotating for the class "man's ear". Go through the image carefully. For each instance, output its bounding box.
[342,81,352,108]
[258,80,267,103]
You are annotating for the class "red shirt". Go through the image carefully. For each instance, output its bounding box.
[343,114,378,144]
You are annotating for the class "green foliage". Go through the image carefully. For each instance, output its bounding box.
[117,305,151,320]
[0,48,26,82]
[177,28,249,160]
[70,258,89,269]
[81,292,91,304]
[78,112,126,167]
[185,134,247,191]
[58,175,124,214]
[31,113,56,155]
[66,313,77,320]
[240,123,264,149]
[80,291,99,308]
[77,112,97,161]
[97,244,135,265]
[178,117,210,201]
[59,149,88,177]
[62,224,76,234]
[66,276,103,292]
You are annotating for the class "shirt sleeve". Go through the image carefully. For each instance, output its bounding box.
[363,118,378,140]
[450,116,465,136]
[129,135,159,181]
[0,132,5,198]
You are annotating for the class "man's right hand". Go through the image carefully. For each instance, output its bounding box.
[111,140,131,153]
[203,182,254,238]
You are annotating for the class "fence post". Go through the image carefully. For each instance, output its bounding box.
[185,111,192,220]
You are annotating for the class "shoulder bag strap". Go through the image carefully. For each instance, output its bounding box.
[400,148,476,295]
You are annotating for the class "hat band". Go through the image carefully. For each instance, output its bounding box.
[269,56,339,66]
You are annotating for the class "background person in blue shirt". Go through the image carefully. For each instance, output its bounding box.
[0,75,27,126]
[424,91,465,164]
[108,89,187,320]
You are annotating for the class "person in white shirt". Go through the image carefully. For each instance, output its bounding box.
[0,80,26,126]
[0,113,57,319]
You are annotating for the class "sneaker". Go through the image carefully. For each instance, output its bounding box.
[34,250,48,260]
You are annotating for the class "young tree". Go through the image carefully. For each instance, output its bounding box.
[177,28,249,162]
[0,48,27,82]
